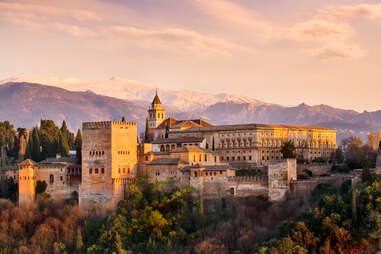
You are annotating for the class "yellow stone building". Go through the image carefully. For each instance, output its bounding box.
[146,93,337,168]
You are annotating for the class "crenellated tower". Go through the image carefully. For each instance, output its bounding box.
[79,121,138,209]
[148,91,165,128]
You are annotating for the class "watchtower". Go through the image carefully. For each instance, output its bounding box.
[79,121,138,209]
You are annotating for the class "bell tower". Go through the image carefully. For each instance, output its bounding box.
[148,90,165,128]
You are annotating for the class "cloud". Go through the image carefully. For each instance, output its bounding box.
[284,19,353,42]
[307,43,366,60]
[318,4,381,20]
[54,23,97,37]
[0,2,101,24]
[192,0,272,35]
[106,26,255,56]
[192,0,376,60]
[0,1,254,57]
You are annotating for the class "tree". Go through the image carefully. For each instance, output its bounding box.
[40,120,60,159]
[31,127,42,162]
[60,120,74,150]
[75,228,83,253]
[344,137,364,169]
[144,119,149,141]
[361,166,374,185]
[334,147,344,164]
[281,140,296,159]
[74,129,82,163]
[367,132,379,151]
[57,133,69,157]
[35,180,47,195]
[25,134,33,159]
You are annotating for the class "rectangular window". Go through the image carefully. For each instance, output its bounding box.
[95,168,99,174]
[101,168,105,174]
[205,154,207,162]
[89,168,92,174]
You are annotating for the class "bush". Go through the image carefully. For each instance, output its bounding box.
[312,157,326,163]
[311,183,337,202]
[331,164,351,173]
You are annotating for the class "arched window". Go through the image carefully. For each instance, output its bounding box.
[49,174,54,184]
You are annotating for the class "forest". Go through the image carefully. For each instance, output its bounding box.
[0,170,379,254]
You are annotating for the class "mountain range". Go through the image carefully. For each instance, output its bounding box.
[0,78,380,142]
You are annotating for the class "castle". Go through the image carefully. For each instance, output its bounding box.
[16,92,337,209]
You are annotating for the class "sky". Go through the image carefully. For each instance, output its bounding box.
[0,0,381,112]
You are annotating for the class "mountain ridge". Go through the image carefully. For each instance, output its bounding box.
[0,81,380,142]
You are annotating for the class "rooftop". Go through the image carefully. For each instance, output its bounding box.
[152,137,205,144]
[170,123,336,133]
[181,165,233,171]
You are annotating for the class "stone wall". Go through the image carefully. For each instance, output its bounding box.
[297,163,331,176]
[37,166,78,200]
[227,176,268,197]
[290,173,360,200]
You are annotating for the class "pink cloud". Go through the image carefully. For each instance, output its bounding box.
[106,26,255,57]
[307,43,366,60]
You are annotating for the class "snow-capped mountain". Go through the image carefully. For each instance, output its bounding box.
[0,76,268,111]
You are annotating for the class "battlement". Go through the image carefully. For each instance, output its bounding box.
[83,121,137,130]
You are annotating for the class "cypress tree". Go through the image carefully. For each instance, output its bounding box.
[25,134,33,159]
[58,133,69,157]
[145,119,149,141]
[75,228,83,252]
[74,129,82,163]
[60,120,75,149]
[31,127,42,162]
[352,189,358,229]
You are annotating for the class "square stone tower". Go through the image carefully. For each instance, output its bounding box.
[79,121,138,209]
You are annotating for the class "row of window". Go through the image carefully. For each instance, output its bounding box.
[89,151,105,156]
[193,154,208,162]
[193,171,224,177]
[221,156,252,161]
[150,113,164,119]
[160,143,198,152]
[68,168,81,174]
[0,175,16,180]
[118,151,130,155]
[118,168,131,174]
[89,168,105,174]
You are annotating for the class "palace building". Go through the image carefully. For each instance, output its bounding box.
[145,93,337,168]
[17,92,337,209]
